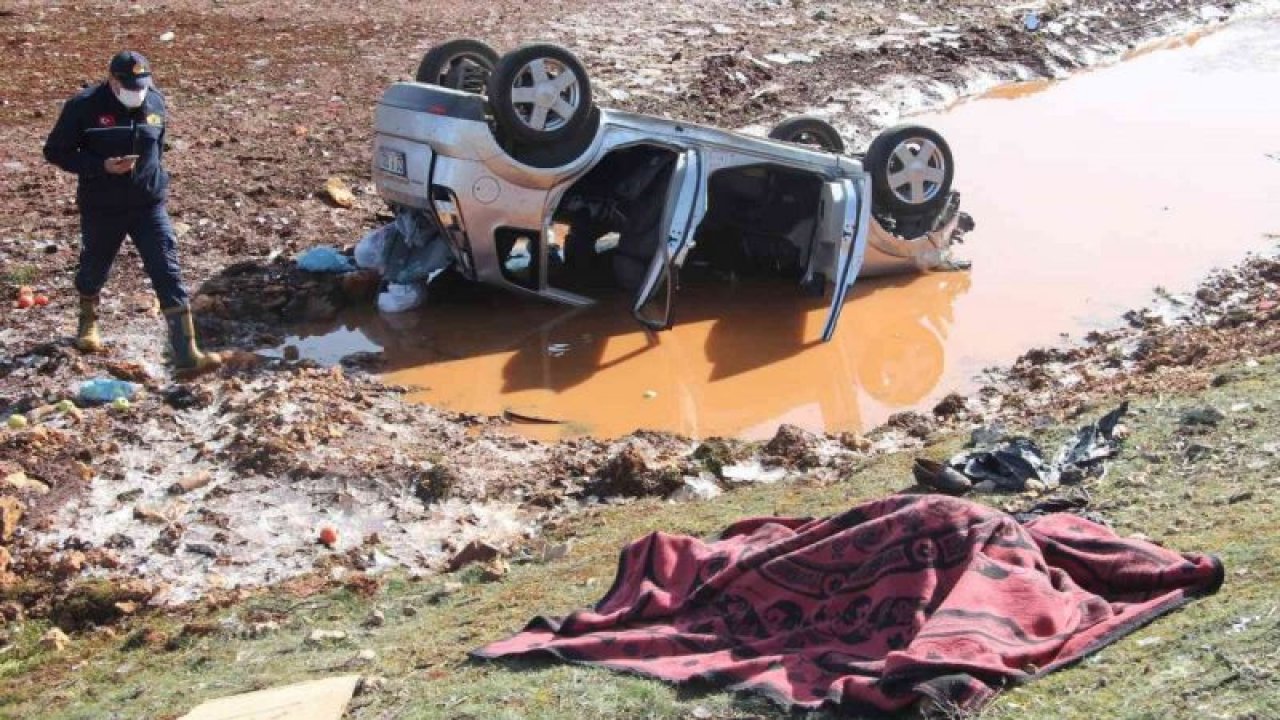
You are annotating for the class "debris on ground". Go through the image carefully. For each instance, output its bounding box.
[586,440,686,498]
[447,540,503,572]
[320,177,356,209]
[296,246,355,274]
[355,675,387,696]
[168,471,213,496]
[0,496,24,541]
[763,424,822,468]
[1051,402,1130,481]
[306,629,350,646]
[77,378,138,406]
[178,675,360,720]
[1010,492,1110,528]
[885,411,937,440]
[39,628,70,652]
[932,392,969,419]
[669,473,723,503]
[917,403,1129,494]
[1181,405,1226,428]
[719,462,788,486]
[911,458,971,495]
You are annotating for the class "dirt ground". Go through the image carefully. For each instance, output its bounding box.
[0,0,1269,707]
[3,332,1278,719]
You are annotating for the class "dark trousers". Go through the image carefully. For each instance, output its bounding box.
[75,202,188,309]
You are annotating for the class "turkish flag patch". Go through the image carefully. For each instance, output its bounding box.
[97,114,116,127]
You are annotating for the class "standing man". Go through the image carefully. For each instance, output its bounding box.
[43,50,220,375]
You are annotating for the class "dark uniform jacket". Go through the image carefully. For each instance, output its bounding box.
[43,82,170,210]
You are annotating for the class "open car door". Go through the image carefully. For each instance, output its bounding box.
[821,176,871,342]
[633,149,702,331]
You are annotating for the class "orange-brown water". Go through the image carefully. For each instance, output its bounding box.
[343,270,969,441]
[285,18,1280,441]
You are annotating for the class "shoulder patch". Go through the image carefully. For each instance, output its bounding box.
[146,113,164,126]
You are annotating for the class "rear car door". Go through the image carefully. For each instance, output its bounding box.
[633,149,702,331]
[821,176,871,341]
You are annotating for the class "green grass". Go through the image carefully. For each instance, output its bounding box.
[2,359,1279,719]
[2,264,39,289]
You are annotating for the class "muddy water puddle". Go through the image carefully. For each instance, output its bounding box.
[282,18,1280,441]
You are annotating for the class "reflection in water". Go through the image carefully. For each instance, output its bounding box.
[848,272,969,406]
[281,271,970,442]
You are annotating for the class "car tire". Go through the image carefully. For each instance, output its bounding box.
[508,107,602,169]
[864,125,954,216]
[768,116,845,154]
[415,39,499,94]
[488,44,594,146]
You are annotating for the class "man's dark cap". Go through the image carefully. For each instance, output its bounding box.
[108,50,153,90]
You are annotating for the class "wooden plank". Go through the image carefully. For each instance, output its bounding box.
[180,675,360,720]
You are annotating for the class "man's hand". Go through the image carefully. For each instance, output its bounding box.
[104,155,138,175]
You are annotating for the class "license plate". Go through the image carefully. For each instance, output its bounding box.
[376,148,407,177]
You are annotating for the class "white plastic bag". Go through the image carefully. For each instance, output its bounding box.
[355,224,397,272]
[377,283,426,313]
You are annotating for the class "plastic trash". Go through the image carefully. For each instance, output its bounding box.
[949,436,1050,491]
[296,246,355,273]
[77,378,139,406]
[354,224,396,272]
[1023,11,1040,31]
[1054,402,1129,468]
[946,402,1129,491]
[377,283,426,313]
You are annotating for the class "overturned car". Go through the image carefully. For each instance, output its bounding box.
[371,40,970,340]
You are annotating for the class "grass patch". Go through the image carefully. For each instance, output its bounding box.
[2,360,1279,719]
[2,263,39,289]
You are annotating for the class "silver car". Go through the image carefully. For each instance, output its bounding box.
[372,40,969,340]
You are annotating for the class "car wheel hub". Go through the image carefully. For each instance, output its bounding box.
[885,137,946,206]
[509,58,581,132]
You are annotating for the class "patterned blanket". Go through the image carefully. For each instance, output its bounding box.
[474,495,1223,713]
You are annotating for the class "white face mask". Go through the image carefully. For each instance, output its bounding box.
[114,86,147,109]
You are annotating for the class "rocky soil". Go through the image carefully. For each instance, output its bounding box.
[0,0,1264,633]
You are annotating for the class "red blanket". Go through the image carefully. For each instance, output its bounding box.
[474,495,1223,713]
